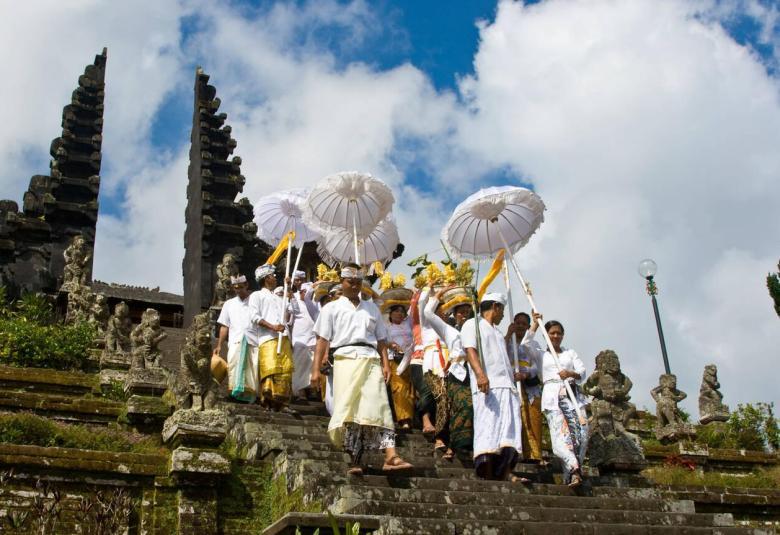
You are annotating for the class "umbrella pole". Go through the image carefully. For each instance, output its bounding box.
[502,260,524,396]
[278,229,294,354]
[351,201,360,265]
[471,263,486,372]
[496,228,584,423]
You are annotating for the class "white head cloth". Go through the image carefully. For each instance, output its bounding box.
[481,292,506,306]
[274,286,284,296]
[230,275,247,284]
[293,270,306,280]
[340,266,364,279]
[255,264,275,281]
[301,282,314,291]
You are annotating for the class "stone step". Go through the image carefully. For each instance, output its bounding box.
[374,518,769,535]
[342,500,735,528]
[337,485,695,513]
[353,474,663,499]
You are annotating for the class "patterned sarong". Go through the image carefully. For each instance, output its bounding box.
[229,336,259,403]
[258,337,294,406]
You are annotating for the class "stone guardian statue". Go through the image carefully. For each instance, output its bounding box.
[698,364,729,424]
[651,373,696,443]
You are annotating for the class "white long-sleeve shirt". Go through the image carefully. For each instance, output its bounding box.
[248,288,293,345]
[508,329,543,401]
[385,317,413,361]
[539,342,588,412]
[292,292,316,347]
[423,293,468,382]
[461,316,516,393]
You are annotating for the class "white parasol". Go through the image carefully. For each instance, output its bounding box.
[254,188,320,353]
[442,186,584,421]
[317,215,399,266]
[304,171,395,264]
[255,188,320,247]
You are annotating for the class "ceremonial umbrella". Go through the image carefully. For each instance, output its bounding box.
[317,215,399,266]
[442,186,584,421]
[304,171,395,265]
[255,188,320,352]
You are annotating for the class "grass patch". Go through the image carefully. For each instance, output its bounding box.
[0,412,164,454]
[642,465,780,489]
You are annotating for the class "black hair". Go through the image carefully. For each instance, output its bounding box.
[544,320,565,334]
[480,300,503,314]
[388,304,406,315]
[514,312,530,323]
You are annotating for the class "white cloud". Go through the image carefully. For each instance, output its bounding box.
[1,0,778,412]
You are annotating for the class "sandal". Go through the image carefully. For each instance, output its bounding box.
[382,455,413,472]
[347,466,363,476]
[568,472,582,488]
[509,475,531,484]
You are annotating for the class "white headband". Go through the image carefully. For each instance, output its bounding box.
[254,264,275,281]
[340,266,363,279]
[230,275,247,284]
[481,292,506,306]
[293,270,306,279]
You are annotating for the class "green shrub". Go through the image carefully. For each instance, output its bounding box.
[0,412,163,454]
[0,317,96,371]
[0,289,96,371]
[695,403,779,452]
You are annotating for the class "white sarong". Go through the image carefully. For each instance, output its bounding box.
[328,355,395,448]
[472,387,523,458]
[292,342,314,393]
[227,340,259,402]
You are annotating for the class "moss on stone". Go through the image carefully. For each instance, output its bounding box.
[217,461,322,534]
[0,412,164,454]
[642,465,780,489]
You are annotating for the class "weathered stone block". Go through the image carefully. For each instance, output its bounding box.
[101,351,132,370]
[588,433,648,472]
[125,367,168,396]
[162,409,228,448]
[126,394,173,426]
[100,368,128,389]
[169,447,230,477]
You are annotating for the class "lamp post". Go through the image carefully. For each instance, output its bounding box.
[638,258,671,375]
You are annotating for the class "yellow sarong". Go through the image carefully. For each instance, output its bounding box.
[328,355,395,448]
[388,360,414,422]
[258,338,294,406]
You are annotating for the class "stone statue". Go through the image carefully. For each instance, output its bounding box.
[583,350,645,469]
[172,312,220,411]
[65,281,93,324]
[651,373,697,443]
[61,235,92,292]
[699,364,729,424]
[104,301,132,356]
[88,293,110,334]
[213,253,239,307]
[130,308,167,369]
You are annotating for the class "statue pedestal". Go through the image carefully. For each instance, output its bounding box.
[124,367,168,396]
[163,409,228,448]
[588,433,648,473]
[655,423,697,444]
[700,411,729,425]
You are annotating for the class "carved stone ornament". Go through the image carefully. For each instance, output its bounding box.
[212,253,238,308]
[651,373,697,443]
[61,235,92,292]
[699,364,730,424]
[172,312,221,412]
[130,308,167,370]
[582,350,646,469]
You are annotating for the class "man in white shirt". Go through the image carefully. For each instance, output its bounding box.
[310,264,413,476]
[213,275,259,403]
[506,312,544,463]
[461,293,524,481]
[250,264,294,411]
[290,271,316,398]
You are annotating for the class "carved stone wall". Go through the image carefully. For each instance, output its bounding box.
[182,68,271,326]
[0,50,106,297]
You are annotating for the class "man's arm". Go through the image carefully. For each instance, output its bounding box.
[378,339,391,383]
[310,335,329,388]
[213,325,228,359]
[465,347,489,394]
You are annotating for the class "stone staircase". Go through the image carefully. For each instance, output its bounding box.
[226,400,776,535]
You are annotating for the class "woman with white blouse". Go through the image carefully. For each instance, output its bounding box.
[525,319,589,487]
